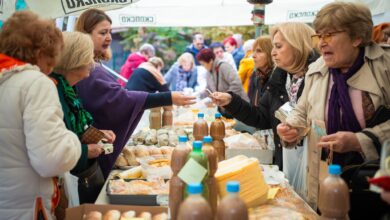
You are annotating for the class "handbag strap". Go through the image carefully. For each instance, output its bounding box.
[361,130,382,155]
[349,159,380,191]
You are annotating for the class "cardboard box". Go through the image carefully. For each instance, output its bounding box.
[66,204,167,220]
[225,148,273,164]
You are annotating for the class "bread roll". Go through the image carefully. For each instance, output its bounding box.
[120,210,136,220]
[123,147,139,166]
[149,146,162,156]
[115,154,128,167]
[152,213,168,220]
[134,145,150,158]
[159,146,173,156]
[84,211,102,220]
[138,212,152,220]
[103,210,120,220]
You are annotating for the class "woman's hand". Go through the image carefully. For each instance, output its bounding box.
[276,123,299,143]
[101,130,116,143]
[210,92,232,106]
[172,92,196,106]
[317,131,361,153]
[87,144,104,159]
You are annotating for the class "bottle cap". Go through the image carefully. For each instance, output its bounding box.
[215,112,222,118]
[226,181,240,193]
[187,183,203,194]
[198,113,204,118]
[178,136,188,143]
[193,141,203,151]
[203,136,212,143]
[328,164,341,175]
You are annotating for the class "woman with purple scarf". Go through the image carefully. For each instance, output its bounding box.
[277,2,390,217]
[74,9,195,179]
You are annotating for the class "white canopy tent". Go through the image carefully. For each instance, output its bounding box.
[106,0,254,29]
[265,0,390,25]
[0,0,140,21]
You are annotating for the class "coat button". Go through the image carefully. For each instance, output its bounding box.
[280,95,283,99]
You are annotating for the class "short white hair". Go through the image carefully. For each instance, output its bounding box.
[232,34,243,46]
[243,39,255,53]
[139,43,155,57]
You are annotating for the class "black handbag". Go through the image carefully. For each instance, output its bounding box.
[340,105,390,219]
[76,126,106,204]
[76,160,105,204]
[341,160,390,220]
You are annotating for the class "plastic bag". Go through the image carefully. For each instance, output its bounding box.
[282,138,308,198]
[138,157,172,180]
[224,133,265,149]
[62,172,80,207]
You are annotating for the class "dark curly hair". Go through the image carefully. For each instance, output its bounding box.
[0,11,63,65]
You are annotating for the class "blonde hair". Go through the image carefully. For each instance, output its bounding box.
[177,52,195,68]
[252,36,274,69]
[271,22,315,73]
[313,2,373,47]
[54,32,94,73]
[148,57,164,69]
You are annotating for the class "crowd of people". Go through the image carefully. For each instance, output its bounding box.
[0,1,389,219]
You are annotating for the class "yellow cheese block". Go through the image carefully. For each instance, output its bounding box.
[215,155,269,208]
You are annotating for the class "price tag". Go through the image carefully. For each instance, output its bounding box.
[178,158,207,184]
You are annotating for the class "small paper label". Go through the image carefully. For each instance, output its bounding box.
[177,158,207,185]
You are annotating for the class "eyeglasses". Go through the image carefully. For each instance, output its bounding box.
[311,30,346,45]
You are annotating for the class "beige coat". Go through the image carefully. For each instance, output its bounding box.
[0,64,81,219]
[286,43,390,209]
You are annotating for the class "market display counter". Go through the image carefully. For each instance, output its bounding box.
[95,172,319,219]
[92,106,319,219]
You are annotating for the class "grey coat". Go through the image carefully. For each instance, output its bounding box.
[206,59,249,101]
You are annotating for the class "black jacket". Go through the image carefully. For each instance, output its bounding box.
[126,68,169,93]
[224,51,319,169]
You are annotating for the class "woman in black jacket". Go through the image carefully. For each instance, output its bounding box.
[211,22,319,192]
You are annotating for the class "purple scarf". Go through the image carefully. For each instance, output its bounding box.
[327,48,365,134]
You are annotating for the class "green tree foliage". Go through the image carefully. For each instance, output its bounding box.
[120,26,258,67]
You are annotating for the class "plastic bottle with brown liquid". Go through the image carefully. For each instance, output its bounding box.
[169,136,191,220]
[184,141,209,200]
[193,113,208,141]
[149,107,162,129]
[202,136,218,216]
[318,164,350,220]
[178,183,212,220]
[162,106,173,127]
[217,181,248,220]
[210,112,225,161]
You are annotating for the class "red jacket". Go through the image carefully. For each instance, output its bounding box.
[118,52,147,87]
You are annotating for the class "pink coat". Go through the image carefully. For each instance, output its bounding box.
[119,52,147,87]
